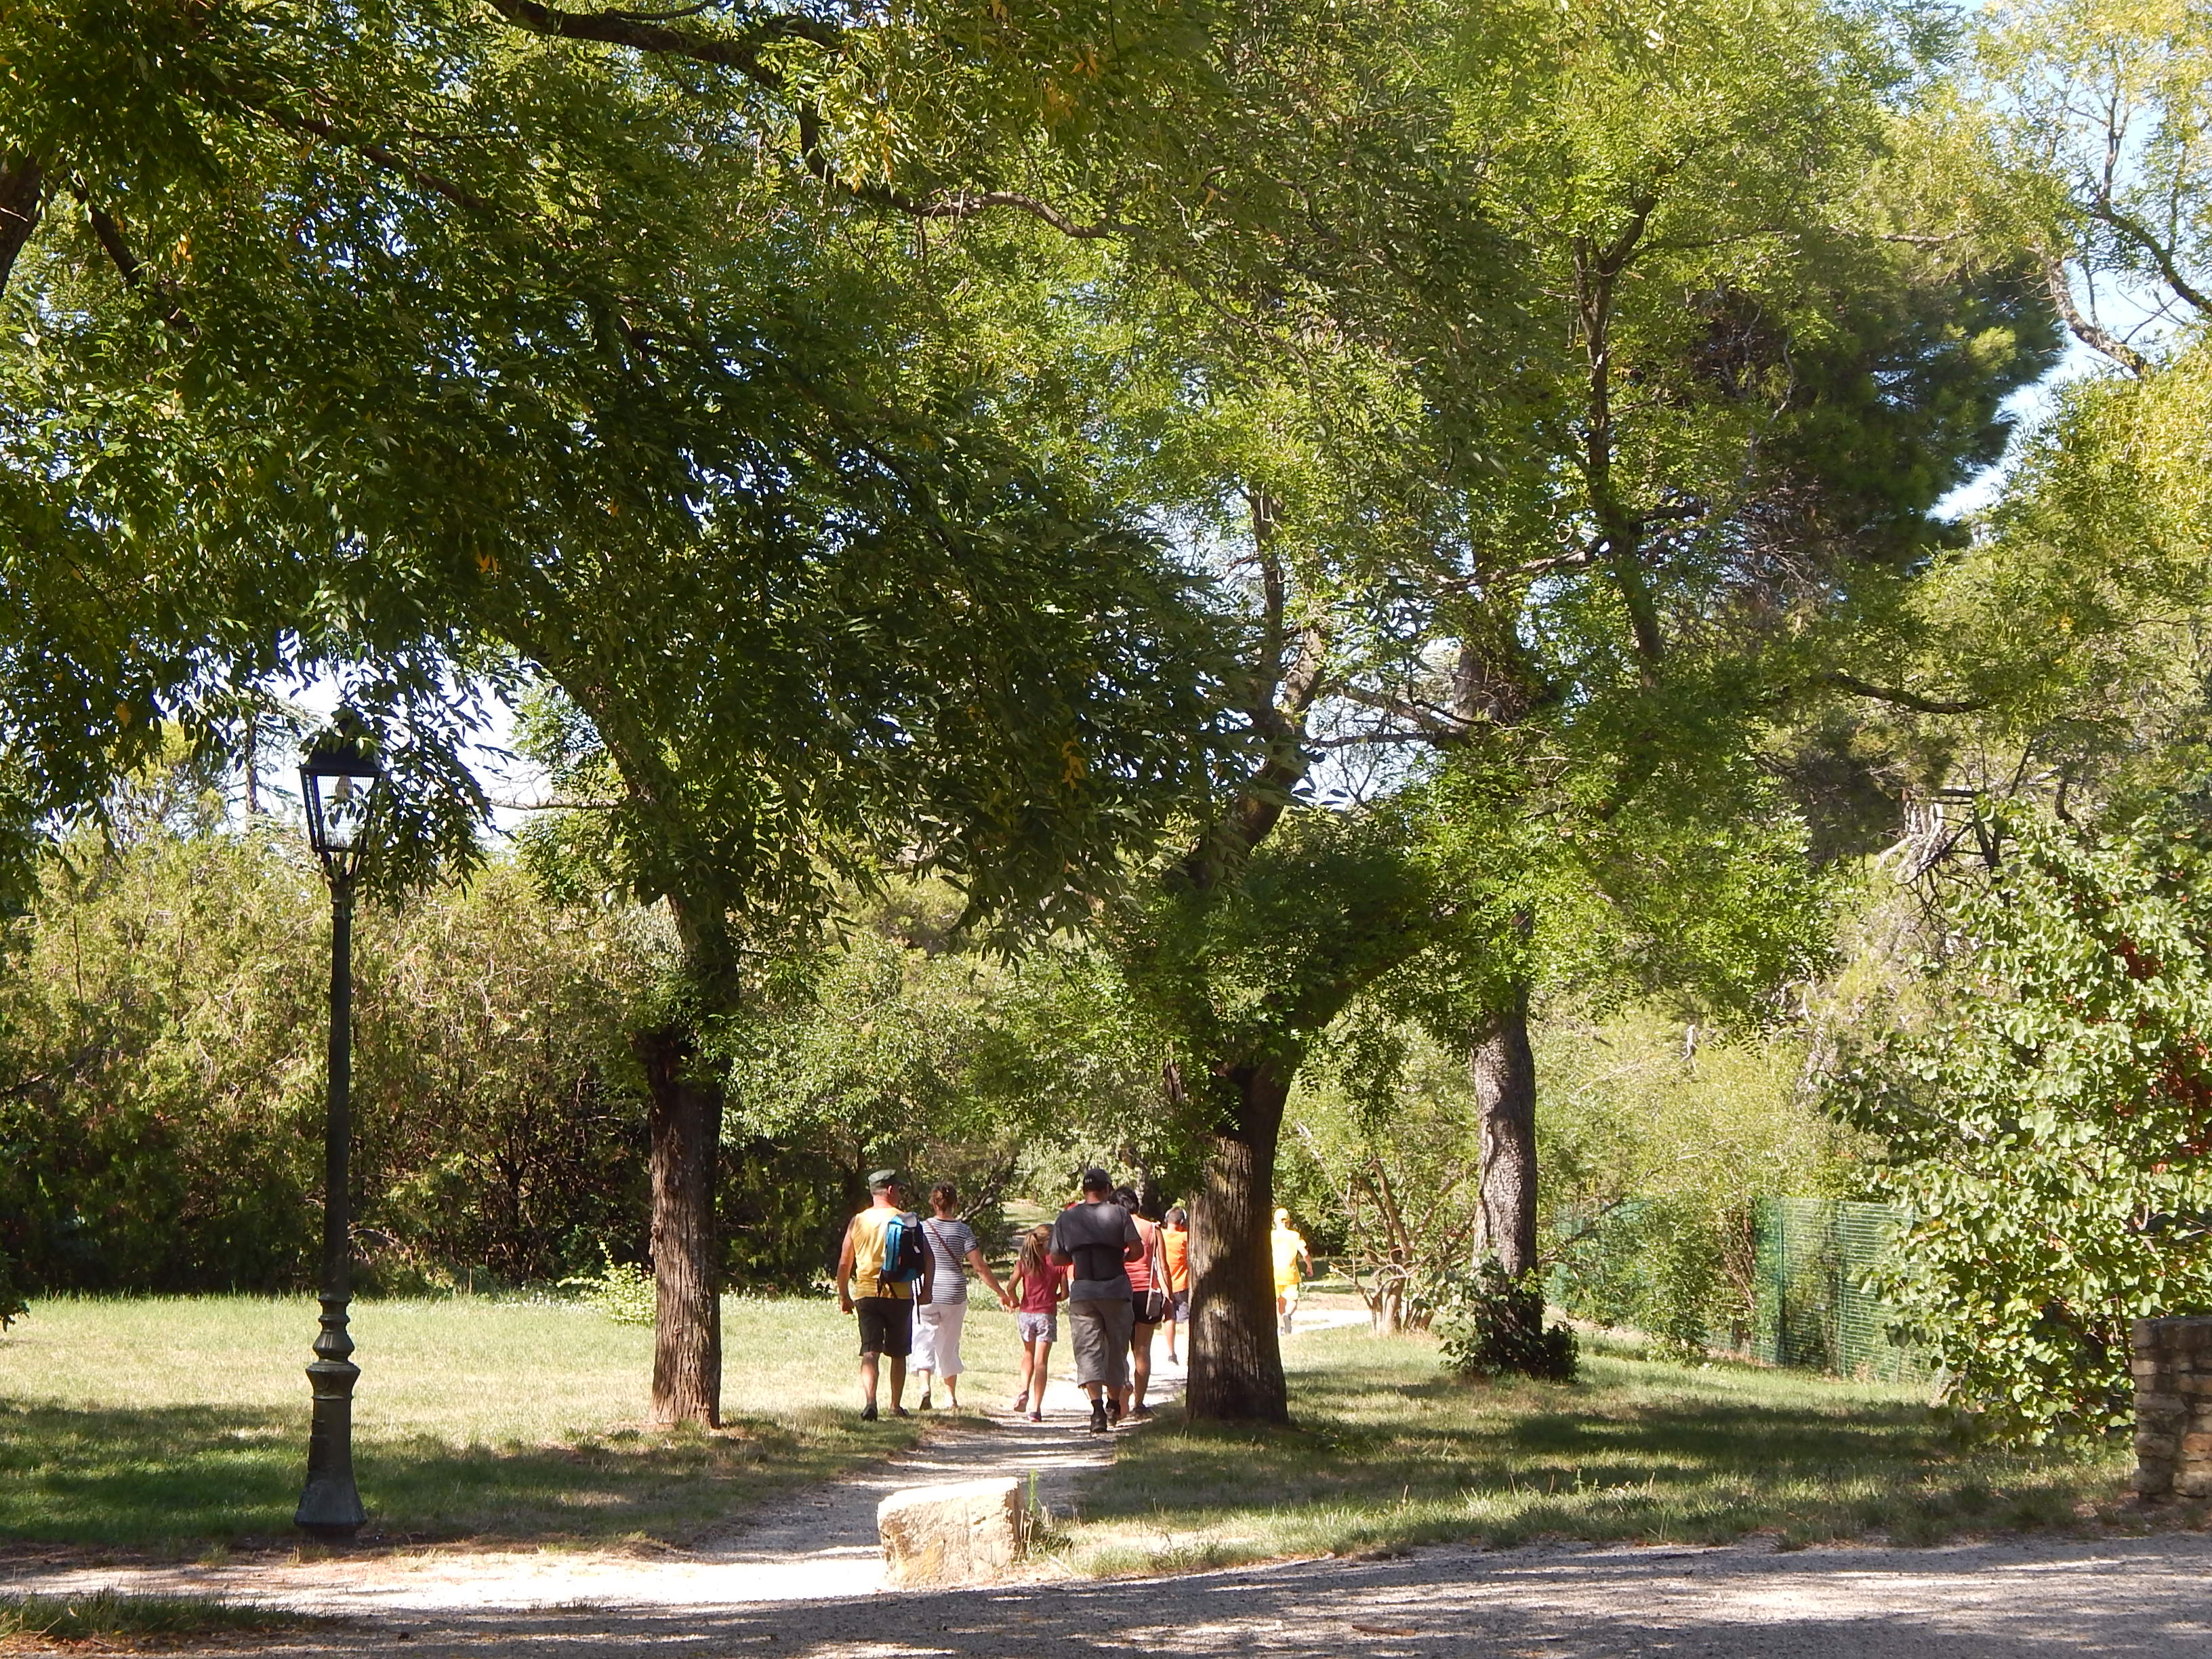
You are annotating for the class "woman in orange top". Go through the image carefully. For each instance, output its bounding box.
[1161,1206,1191,1363]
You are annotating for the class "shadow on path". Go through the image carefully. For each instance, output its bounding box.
[64,1534,2212,1658]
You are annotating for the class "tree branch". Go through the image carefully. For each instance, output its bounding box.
[2041,258,2146,375]
[484,0,838,87]
[0,154,41,300]
[490,1,1115,239]
[75,194,194,333]
[2087,197,2212,317]
[1820,671,1988,716]
[255,106,500,217]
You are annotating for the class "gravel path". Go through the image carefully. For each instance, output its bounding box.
[30,1534,2212,1656]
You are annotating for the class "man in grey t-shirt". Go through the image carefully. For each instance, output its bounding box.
[1050,1168,1142,1433]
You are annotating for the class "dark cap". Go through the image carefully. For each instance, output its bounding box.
[1080,1167,1113,1193]
[867,1168,902,1191]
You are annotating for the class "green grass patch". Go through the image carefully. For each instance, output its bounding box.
[0,1591,319,1645]
[1063,1325,2139,1575]
[0,1294,1032,1551]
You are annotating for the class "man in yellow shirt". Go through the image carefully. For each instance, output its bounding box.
[1271,1208,1311,1335]
[837,1170,934,1420]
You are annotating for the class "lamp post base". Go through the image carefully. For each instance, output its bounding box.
[295,1294,365,1541]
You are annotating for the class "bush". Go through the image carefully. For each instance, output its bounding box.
[1437,1260,1578,1382]
[1837,804,2212,1438]
[1552,1195,1748,1361]
[0,1248,26,1330]
[562,1250,657,1324]
[0,827,658,1295]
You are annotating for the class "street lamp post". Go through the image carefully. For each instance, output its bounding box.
[294,719,384,1542]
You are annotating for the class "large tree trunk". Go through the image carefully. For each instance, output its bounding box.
[1186,1061,1291,1423]
[1471,994,1536,1278]
[637,1021,722,1429]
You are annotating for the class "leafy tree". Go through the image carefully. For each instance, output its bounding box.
[1965,0,2212,371]
[1,1,1248,1424]
[1086,0,2054,1418]
[1837,804,2212,1439]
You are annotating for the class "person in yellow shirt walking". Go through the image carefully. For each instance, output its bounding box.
[836,1170,934,1421]
[1270,1208,1311,1335]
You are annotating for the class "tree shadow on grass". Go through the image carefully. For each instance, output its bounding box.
[0,1397,902,1553]
[1078,1362,2126,1557]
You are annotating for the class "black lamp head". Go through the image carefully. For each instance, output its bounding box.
[299,714,384,879]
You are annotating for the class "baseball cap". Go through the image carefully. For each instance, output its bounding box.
[1080,1166,1113,1193]
[868,1168,903,1191]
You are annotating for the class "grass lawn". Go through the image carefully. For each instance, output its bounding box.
[1061,1326,2156,1576]
[0,1294,1031,1553]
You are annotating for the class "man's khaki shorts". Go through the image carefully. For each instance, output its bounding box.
[1067,1295,1134,1389]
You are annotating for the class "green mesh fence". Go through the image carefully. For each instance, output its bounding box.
[1750,1197,1930,1382]
[1549,1195,1929,1380]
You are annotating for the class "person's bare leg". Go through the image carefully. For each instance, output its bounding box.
[1031,1340,1052,1416]
[1131,1322,1155,1409]
[888,1355,907,1414]
[944,1372,960,1408]
[860,1353,879,1410]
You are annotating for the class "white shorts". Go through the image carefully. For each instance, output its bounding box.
[914,1298,968,1376]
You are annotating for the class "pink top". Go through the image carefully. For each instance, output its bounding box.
[1017,1260,1067,1313]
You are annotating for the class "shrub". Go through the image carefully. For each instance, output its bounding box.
[0,1249,25,1330]
[1837,804,2212,1438]
[1437,1260,1578,1382]
[561,1250,657,1325]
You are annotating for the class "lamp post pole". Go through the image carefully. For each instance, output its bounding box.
[295,720,382,1542]
[295,870,365,1540]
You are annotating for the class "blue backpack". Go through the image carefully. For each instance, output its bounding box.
[880,1212,928,1287]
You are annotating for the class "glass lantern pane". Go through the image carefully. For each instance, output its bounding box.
[312,771,372,853]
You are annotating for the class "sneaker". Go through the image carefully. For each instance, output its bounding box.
[1010,1392,1029,1413]
[1130,1404,1153,1419]
[1088,1399,1110,1435]
[1029,1409,1043,1423]
[861,1402,878,1422]
[918,1392,933,1411]
[1106,1397,1124,1427]
[890,1405,912,1418]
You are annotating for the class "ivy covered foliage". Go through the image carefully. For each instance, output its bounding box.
[1437,1261,1578,1383]
[1839,805,2212,1439]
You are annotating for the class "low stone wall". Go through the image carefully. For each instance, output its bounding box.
[2132,1315,2212,1500]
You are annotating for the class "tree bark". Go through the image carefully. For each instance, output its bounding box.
[1471,995,1537,1279]
[0,155,42,298]
[1186,1061,1291,1423]
[637,1021,723,1429]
